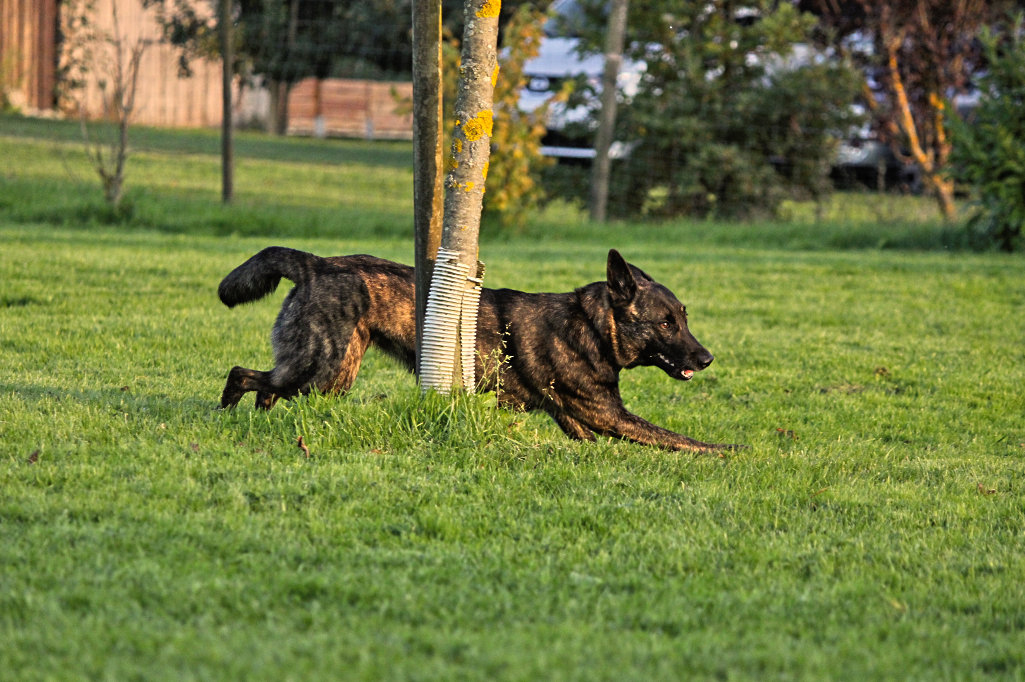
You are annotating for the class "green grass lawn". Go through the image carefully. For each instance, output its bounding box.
[1,114,1024,680]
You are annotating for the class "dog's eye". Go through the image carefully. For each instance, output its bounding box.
[659,318,674,330]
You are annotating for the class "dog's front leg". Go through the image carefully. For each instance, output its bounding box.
[550,410,597,441]
[586,406,734,453]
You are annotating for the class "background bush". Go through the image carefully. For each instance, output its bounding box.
[442,5,564,231]
[949,13,1025,252]
[607,0,862,219]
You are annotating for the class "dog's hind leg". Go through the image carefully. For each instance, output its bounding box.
[254,391,279,410]
[325,324,370,395]
[222,360,319,410]
[222,366,279,409]
[246,326,367,409]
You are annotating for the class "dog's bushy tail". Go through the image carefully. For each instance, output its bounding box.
[218,246,323,308]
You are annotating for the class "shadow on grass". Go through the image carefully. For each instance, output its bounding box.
[0,176,410,240]
[1,112,1005,253]
[1,112,414,169]
[1,382,217,417]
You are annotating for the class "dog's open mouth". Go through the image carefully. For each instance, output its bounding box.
[656,354,696,380]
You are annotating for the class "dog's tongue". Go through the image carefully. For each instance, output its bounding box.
[682,369,694,380]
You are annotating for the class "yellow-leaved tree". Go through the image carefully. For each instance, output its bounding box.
[442,5,567,230]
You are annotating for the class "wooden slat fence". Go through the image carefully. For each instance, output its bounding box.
[0,0,58,111]
[2,0,412,138]
[287,77,414,140]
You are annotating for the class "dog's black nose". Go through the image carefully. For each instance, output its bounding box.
[697,352,714,370]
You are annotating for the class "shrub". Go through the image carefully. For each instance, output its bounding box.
[949,14,1025,252]
[606,0,862,219]
[442,6,564,231]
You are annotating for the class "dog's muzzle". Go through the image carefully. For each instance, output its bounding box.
[656,353,712,380]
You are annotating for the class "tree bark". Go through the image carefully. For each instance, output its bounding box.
[267,79,292,136]
[589,0,629,223]
[442,0,500,251]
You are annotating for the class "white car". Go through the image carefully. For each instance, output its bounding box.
[518,0,643,160]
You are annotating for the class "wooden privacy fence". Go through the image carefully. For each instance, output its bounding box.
[0,0,58,112]
[1,0,230,127]
[68,0,227,128]
[287,78,414,140]
[2,0,412,138]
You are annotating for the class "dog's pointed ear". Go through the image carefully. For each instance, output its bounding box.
[607,249,637,307]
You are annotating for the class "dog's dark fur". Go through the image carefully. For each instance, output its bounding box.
[218,247,735,452]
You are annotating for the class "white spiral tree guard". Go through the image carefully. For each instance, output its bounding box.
[419,248,483,394]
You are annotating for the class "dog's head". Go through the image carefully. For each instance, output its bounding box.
[605,249,714,380]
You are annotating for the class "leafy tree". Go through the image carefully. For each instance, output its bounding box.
[602,0,862,219]
[242,0,341,134]
[949,13,1025,252]
[806,0,1015,220]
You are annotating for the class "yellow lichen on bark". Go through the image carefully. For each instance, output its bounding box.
[491,64,500,87]
[461,110,493,142]
[476,0,500,19]
[478,110,493,136]
[462,118,485,142]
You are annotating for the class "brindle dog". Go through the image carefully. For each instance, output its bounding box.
[218,247,737,452]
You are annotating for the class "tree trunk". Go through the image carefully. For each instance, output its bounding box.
[220,0,234,204]
[885,39,955,220]
[928,174,956,221]
[267,79,291,136]
[412,0,445,378]
[419,0,500,393]
[589,0,629,222]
